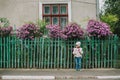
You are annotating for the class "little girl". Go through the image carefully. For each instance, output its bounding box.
[73,41,83,71]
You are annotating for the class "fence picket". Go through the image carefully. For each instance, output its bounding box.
[0,38,1,68]
[8,36,10,68]
[110,37,113,68]
[97,38,100,68]
[0,36,118,69]
[114,36,117,67]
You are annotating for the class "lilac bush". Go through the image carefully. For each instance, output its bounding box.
[17,23,42,40]
[46,25,67,39]
[62,23,84,39]
[0,26,13,37]
[0,18,13,37]
[86,20,112,37]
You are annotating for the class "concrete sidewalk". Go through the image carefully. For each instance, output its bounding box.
[0,69,120,80]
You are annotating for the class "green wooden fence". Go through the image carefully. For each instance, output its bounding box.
[0,35,118,69]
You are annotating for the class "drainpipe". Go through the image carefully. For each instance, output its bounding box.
[96,0,100,20]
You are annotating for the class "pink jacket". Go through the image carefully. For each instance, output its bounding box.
[73,48,83,57]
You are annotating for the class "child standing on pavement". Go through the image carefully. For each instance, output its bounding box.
[73,41,83,71]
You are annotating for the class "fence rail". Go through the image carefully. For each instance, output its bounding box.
[0,36,118,69]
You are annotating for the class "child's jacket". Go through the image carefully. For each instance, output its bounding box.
[73,48,83,57]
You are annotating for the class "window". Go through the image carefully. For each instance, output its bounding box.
[43,4,68,28]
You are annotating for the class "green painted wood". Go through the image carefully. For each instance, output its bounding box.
[3,37,5,68]
[107,39,109,68]
[39,38,41,68]
[54,39,56,68]
[37,38,39,68]
[47,39,49,68]
[101,40,103,68]
[110,37,113,68]
[44,39,47,68]
[51,39,53,68]
[27,39,30,68]
[91,37,94,68]
[70,40,73,68]
[0,36,118,69]
[104,39,107,68]
[8,37,10,68]
[114,36,117,68]
[67,39,69,68]
[17,38,19,68]
[6,37,8,68]
[7,37,9,68]
[0,38,1,68]
[14,28,17,68]
[98,38,100,68]
[41,38,44,68]
[84,38,88,69]
[63,40,66,68]
[24,40,26,68]
[34,39,36,68]
[20,39,23,68]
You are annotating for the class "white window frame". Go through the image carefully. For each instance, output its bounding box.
[39,0,72,22]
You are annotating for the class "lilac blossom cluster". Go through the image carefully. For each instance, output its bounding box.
[46,25,67,39]
[17,23,42,40]
[63,23,84,39]
[46,23,84,39]
[87,20,112,37]
[0,26,13,37]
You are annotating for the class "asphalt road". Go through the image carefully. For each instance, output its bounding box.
[0,69,120,80]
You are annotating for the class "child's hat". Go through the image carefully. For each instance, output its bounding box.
[76,41,81,46]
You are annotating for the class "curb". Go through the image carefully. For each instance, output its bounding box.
[1,76,55,80]
[0,75,120,80]
[97,76,120,79]
[55,76,97,79]
[0,75,97,80]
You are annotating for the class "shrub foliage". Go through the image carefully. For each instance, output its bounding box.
[86,20,112,38]
[17,23,42,40]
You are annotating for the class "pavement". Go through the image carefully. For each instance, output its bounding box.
[0,69,120,80]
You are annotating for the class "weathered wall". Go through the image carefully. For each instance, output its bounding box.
[0,0,97,28]
[0,0,39,27]
[71,0,96,28]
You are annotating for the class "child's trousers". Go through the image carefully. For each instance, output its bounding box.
[75,57,82,71]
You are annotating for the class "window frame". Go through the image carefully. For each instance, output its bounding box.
[39,0,72,25]
[42,4,68,26]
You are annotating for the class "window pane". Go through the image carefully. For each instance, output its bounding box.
[52,17,58,25]
[44,17,50,24]
[52,5,58,14]
[44,5,50,14]
[60,5,67,14]
[60,17,67,28]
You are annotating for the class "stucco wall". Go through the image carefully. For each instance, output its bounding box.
[71,0,96,28]
[0,0,39,27]
[0,0,97,28]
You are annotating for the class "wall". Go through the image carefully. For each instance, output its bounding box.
[0,0,39,28]
[0,0,97,29]
[71,0,97,28]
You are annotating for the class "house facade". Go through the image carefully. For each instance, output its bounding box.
[0,0,97,28]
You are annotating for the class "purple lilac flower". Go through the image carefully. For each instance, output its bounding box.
[46,24,67,39]
[17,23,42,40]
[62,23,84,39]
[0,26,13,37]
[86,20,112,38]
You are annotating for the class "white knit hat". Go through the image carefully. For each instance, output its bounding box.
[76,41,81,46]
